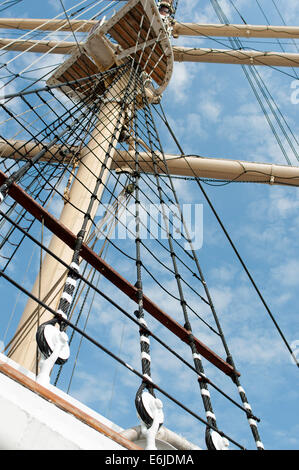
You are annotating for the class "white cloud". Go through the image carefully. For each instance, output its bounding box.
[168,62,193,103]
[200,97,221,122]
[0,0,298,451]
[48,0,61,13]
[279,0,299,25]
[267,188,299,218]
[271,259,299,287]
[210,264,237,282]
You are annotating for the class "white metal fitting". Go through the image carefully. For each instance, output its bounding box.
[139,391,164,450]
[210,430,229,450]
[36,325,70,386]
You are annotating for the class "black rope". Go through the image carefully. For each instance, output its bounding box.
[0,207,261,424]
[0,63,128,201]
[131,69,160,429]
[35,62,134,361]
[0,266,246,450]
[209,0,299,166]
[158,89,268,448]
[140,77,221,449]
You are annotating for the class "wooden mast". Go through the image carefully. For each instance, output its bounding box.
[7,0,174,373]
[8,74,128,371]
[2,0,297,375]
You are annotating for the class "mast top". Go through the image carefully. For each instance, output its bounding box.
[47,0,174,104]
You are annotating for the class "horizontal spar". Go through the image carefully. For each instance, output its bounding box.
[173,47,299,67]
[0,169,239,378]
[2,141,299,187]
[1,18,299,40]
[0,18,95,32]
[172,22,299,39]
[0,139,77,162]
[113,152,299,187]
[0,38,77,54]
[2,38,299,69]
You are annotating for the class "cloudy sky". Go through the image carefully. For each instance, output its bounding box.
[0,0,298,451]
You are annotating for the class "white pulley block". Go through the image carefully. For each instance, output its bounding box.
[43,324,70,362]
[139,392,164,450]
[37,325,70,386]
[141,391,164,427]
[210,430,229,450]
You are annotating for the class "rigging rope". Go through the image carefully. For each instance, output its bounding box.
[131,71,162,432]
[156,97,298,448]
[0,264,247,450]
[35,62,134,366]
[1,0,294,450]
[140,75,231,450]
[0,205,261,425]
[209,0,299,168]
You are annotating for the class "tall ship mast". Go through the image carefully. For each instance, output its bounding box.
[0,0,298,451]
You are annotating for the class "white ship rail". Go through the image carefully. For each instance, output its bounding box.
[0,352,140,450]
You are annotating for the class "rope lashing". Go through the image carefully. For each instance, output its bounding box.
[36,62,135,380]
[36,233,81,373]
[189,338,225,450]
[236,381,264,450]
[227,355,264,450]
[134,315,160,428]
[133,231,162,429]
[140,79,224,450]
[155,97,266,450]
[56,260,81,327]
[132,72,164,436]
[35,258,79,377]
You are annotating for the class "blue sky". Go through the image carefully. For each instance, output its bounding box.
[0,0,298,451]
